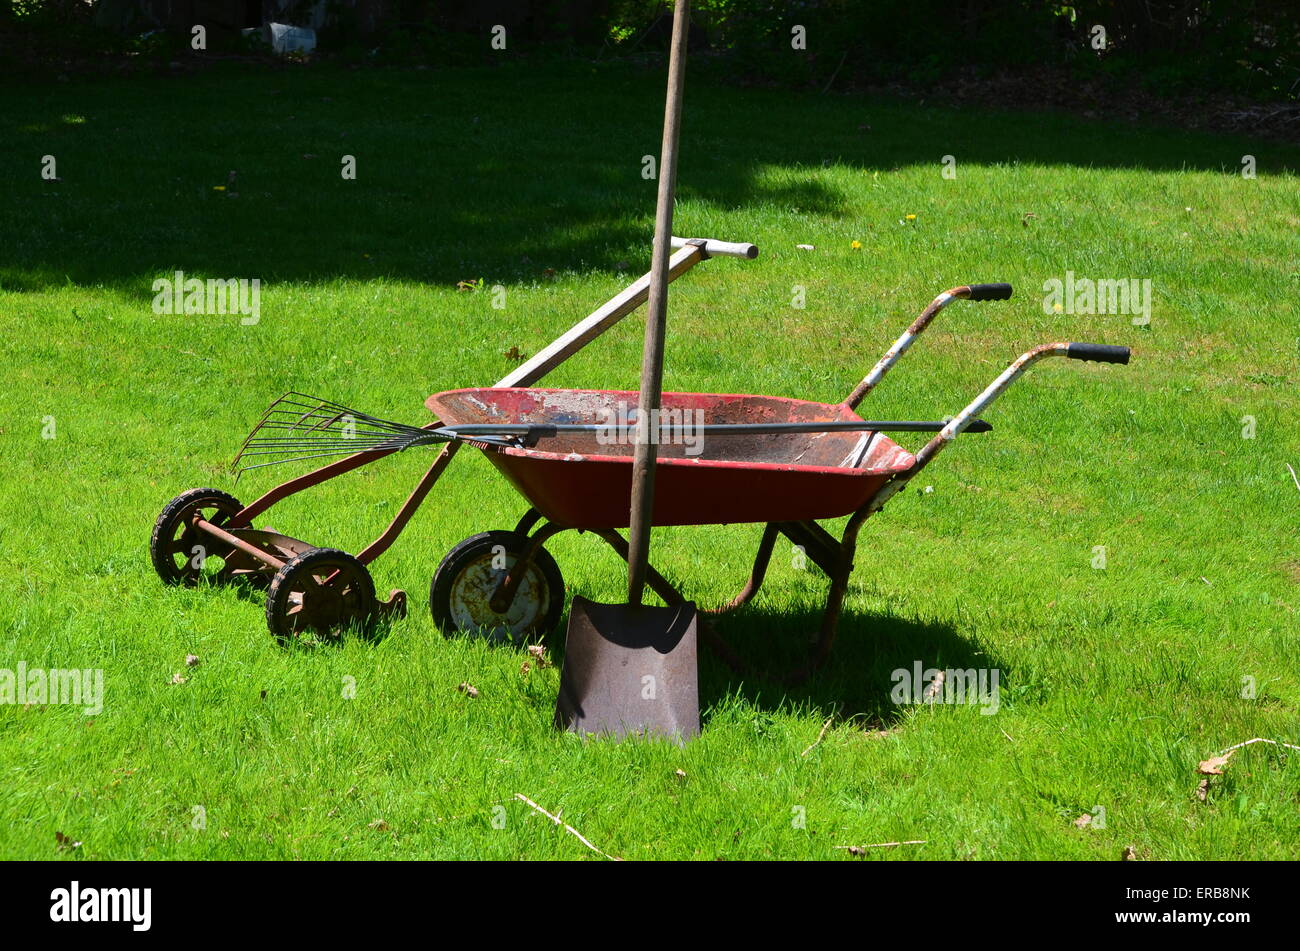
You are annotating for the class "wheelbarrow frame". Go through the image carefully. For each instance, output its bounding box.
[167,238,753,618]
[469,285,1131,680]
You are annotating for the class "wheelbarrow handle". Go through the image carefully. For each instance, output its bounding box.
[844,282,1015,409]
[860,341,1132,515]
[964,283,1013,301]
[670,236,760,259]
[1067,342,1131,364]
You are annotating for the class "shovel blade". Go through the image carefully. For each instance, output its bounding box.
[554,596,700,742]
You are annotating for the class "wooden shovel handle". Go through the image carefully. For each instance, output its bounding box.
[627,0,690,606]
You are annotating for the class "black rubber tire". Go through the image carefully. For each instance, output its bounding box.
[266,547,376,645]
[430,531,565,644]
[150,488,244,586]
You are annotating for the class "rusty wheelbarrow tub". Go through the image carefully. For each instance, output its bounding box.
[426,387,917,528]
[150,274,1131,684]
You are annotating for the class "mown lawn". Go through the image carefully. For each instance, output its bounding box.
[1,58,1298,860]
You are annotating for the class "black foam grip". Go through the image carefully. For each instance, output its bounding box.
[967,283,1013,301]
[1066,343,1131,365]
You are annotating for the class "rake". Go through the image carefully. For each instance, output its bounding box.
[232,391,994,477]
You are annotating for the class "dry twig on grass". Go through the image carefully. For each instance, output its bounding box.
[514,793,622,861]
[801,717,834,757]
[835,840,927,856]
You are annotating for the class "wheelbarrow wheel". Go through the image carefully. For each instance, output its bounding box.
[430,531,565,645]
[266,547,376,645]
[150,487,245,587]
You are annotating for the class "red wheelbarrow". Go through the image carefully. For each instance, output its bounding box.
[422,282,1131,678]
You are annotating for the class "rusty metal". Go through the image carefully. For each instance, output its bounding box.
[703,522,779,615]
[232,431,439,527]
[193,518,289,571]
[265,548,376,642]
[843,283,1013,410]
[355,443,460,565]
[427,387,918,528]
[157,258,1130,717]
[215,528,314,583]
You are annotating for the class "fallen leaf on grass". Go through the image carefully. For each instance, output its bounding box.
[502,345,527,362]
[1121,845,1137,861]
[1193,738,1300,800]
[458,682,479,699]
[1198,753,1232,775]
[1073,814,1093,829]
[368,819,389,832]
[170,673,187,685]
[55,831,81,852]
[185,654,200,667]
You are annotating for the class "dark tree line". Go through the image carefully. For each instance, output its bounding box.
[5,0,1297,101]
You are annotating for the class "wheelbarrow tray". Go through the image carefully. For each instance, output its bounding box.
[425,387,916,528]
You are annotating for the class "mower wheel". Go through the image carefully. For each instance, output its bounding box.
[266,547,376,645]
[430,531,565,645]
[150,487,244,586]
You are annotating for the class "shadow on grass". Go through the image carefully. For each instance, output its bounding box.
[697,603,1011,726]
[4,61,1294,296]
[224,576,406,647]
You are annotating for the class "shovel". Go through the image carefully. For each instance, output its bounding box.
[555,0,700,742]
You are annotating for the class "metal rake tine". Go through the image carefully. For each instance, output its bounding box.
[248,392,335,429]
[273,402,425,437]
[235,448,400,471]
[237,442,407,453]
[237,430,444,456]
[300,410,349,436]
[241,434,407,443]
[254,413,416,433]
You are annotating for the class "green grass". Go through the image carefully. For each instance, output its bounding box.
[1,59,1298,860]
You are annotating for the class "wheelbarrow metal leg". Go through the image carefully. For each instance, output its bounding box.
[703,522,779,615]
